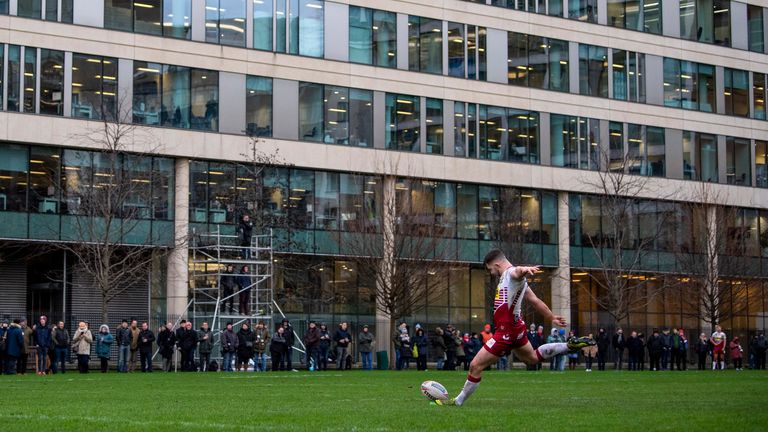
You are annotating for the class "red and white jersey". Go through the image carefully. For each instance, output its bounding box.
[493,267,527,328]
[711,331,726,348]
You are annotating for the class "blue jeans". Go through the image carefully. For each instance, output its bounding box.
[53,347,68,373]
[661,349,670,369]
[497,356,509,370]
[360,351,373,370]
[395,349,402,370]
[436,357,445,370]
[36,348,49,373]
[117,345,130,373]
[254,352,267,372]
[222,351,234,371]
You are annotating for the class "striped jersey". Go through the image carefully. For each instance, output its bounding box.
[493,267,528,327]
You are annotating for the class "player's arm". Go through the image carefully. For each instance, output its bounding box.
[524,288,567,327]
[510,266,539,279]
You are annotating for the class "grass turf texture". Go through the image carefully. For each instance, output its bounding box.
[2,370,766,431]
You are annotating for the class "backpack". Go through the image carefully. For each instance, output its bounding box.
[208,360,219,372]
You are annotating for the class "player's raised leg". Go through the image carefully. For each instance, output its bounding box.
[437,346,498,406]
[515,336,596,366]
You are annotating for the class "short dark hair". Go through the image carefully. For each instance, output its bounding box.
[483,249,506,266]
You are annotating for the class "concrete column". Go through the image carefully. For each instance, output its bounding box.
[117,58,133,123]
[550,192,571,326]
[166,158,190,321]
[569,42,579,94]
[374,175,396,368]
[397,13,409,70]
[373,91,386,149]
[63,51,72,117]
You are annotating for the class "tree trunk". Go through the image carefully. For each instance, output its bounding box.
[101,292,109,325]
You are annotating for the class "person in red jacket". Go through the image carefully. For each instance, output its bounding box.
[729,337,743,371]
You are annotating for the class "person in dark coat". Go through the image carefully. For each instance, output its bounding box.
[236,323,256,372]
[303,321,321,370]
[281,319,295,370]
[115,320,132,373]
[413,328,429,371]
[357,325,374,371]
[526,324,541,371]
[399,329,413,370]
[220,264,237,314]
[220,322,238,372]
[238,266,252,316]
[443,324,457,371]
[4,320,25,375]
[138,322,155,373]
[318,324,331,371]
[647,329,663,371]
[694,333,710,370]
[660,328,672,370]
[626,331,643,371]
[198,322,213,372]
[596,328,610,371]
[270,326,288,371]
[51,321,70,374]
[431,327,446,370]
[33,315,52,375]
[751,331,767,370]
[178,321,198,371]
[333,322,352,371]
[239,214,254,259]
[612,328,626,370]
[464,333,483,371]
[157,322,176,372]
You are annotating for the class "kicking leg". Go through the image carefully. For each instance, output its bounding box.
[441,347,498,406]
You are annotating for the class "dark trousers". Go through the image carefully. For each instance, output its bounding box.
[733,358,742,369]
[756,353,766,369]
[697,353,707,370]
[661,349,670,369]
[53,347,68,373]
[182,349,196,371]
[445,351,456,371]
[318,346,329,370]
[286,347,293,370]
[417,354,428,371]
[628,353,637,371]
[597,351,606,370]
[271,351,284,371]
[140,351,152,372]
[239,291,250,315]
[585,355,593,370]
[672,351,686,370]
[199,353,210,371]
[614,349,623,370]
[650,353,661,371]
[100,358,109,373]
[4,356,19,374]
[18,353,28,374]
[222,290,234,314]
[77,354,90,373]
[307,346,319,370]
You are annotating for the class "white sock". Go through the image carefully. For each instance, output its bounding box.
[455,376,481,406]
[536,343,569,361]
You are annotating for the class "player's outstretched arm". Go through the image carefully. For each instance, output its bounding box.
[524,289,567,327]
[511,265,539,279]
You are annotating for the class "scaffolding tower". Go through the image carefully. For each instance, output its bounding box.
[190,227,274,357]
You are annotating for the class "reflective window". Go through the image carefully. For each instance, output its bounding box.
[349,7,396,67]
[608,0,662,34]
[133,61,162,125]
[724,68,749,117]
[726,137,751,186]
[385,93,420,152]
[104,0,133,31]
[550,115,600,170]
[579,44,608,98]
[508,109,539,164]
[682,131,718,182]
[434,182,456,238]
[152,157,174,220]
[0,44,4,109]
[0,0,7,14]
[298,82,323,142]
[189,160,209,222]
[23,47,36,113]
[207,162,236,223]
[713,0,730,46]
[457,183,478,239]
[608,121,624,172]
[507,33,569,92]
[62,0,73,23]
[447,22,465,78]
[161,65,190,128]
[748,4,765,53]
[612,49,645,102]
[253,0,273,50]
[681,0,731,46]
[663,58,715,113]
[206,0,246,47]
[756,141,767,188]
[314,171,338,230]
[28,146,60,214]
[17,0,41,19]
[190,69,218,131]
[275,0,286,52]
[135,0,162,35]
[71,54,117,120]
[43,0,55,20]
[323,85,349,144]
[569,0,597,22]
[164,0,192,39]
[408,16,443,75]
[425,98,443,154]
[753,73,766,120]
[246,75,272,137]
[299,83,372,146]
[479,105,504,160]
[7,45,20,112]
[627,124,665,177]
[348,89,372,147]
[0,144,29,212]
[297,0,324,57]
[40,49,64,116]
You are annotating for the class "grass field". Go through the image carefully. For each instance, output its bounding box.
[1,369,766,431]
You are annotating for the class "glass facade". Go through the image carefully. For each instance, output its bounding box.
[478,105,539,163]
[579,44,608,98]
[569,0,598,22]
[757,141,767,188]
[725,137,751,186]
[23,47,36,113]
[386,93,420,152]
[607,0,662,34]
[663,58,716,113]
[39,49,64,116]
[748,4,765,53]
[755,73,766,121]
[7,45,20,112]
[206,0,247,46]
[612,49,645,102]
[71,54,117,120]
[17,0,41,19]
[508,33,569,92]
[626,124,665,177]
[446,23,486,80]
[683,131,718,182]
[163,0,192,39]
[724,68,749,117]
[550,115,600,170]
[246,75,273,137]
[349,6,396,68]
[408,16,443,75]
[680,0,731,46]
[425,98,443,154]
[298,83,372,147]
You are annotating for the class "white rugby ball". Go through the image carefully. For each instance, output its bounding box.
[421,380,449,401]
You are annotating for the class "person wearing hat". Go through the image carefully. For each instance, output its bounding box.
[281,319,295,370]
[303,321,320,371]
[358,325,374,370]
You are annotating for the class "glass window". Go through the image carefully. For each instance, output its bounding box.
[246,75,273,137]
[508,109,539,164]
[275,0,286,52]
[697,63,716,113]
[683,131,718,182]
[454,102,467,157]
[0,144,29,212]
[528,36,547,89]
[569,0,597,22]
[457,183,478,239]
[479,105,504,160]
[579,44,608,98]
[0,44,3,109]
[448,22,465,78]
[726,137,751,186]
[23,47,36,113]
[609,121,624,172]
[298,0,324,57]
[298,82,323,142]
[40,49,64,116]
[314,171,338,230]
[44,0,56,20]
[349,6,373,64]
[724,68,749,117]
[164,0,192,39]
[613,50,645,102]
[206,0,246,46]
[434,182,456,238]
[756,141,767,188]
[189,161,208,222]
[62,149,90,215]
[372,9,397,68]
[71,54,117,120]
[713,0,730,47]
[612,49,627,100]
[339,173,373,232]
[133,61,163,125]
[28,146,60,214]
[349,89,372,147]
[323,85,349,145]
[385,93,420,152]
[549,0,564,16]
[548,39,570,92]
[408,16,443,75]
[104,0,133,31]
[62,0,73,23]
[207,162,236,223]
[0,0,7,14]
[508,32,528,87]
[121,154,152,219]
[478,185,498,240]
[627,124,665,177]
[190,69,218,131]
[17,0,41,19]
[253,0,273,50]
[679,0,696,40]
[425,98,443,154]
[646,126,665,177]
[161,65,190,128]
[644,0,662,33]
[550,115,599,170]
[134,0,162,35]
[754,73,766,120]
[748,4,765,53]
[289,169,314,229]
[152,157,174,220]
[663,58,681,108]
[7,45,20,112]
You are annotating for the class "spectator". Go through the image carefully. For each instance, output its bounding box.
[567,330,579,370]
[115,320,131,373]
[444,324,457,371]
[481,324,493,346]
[752,331,767,370]
[239,214,254,259]
[524,324,541,371]
[270,326,288,371]
[221,264,237,314]
[128,319,140,373]
[4,319,24,375]
[730,337,743,371]
[138,322,155,373]
[254,320,270,372]
[236,322,255,372]
[51,321,70,374]
[660,328,672,371]
[179,321,198,371]
[748,334,758,370]
[304,321,321,371]
[19,319,33,375]
[464,332,482,371]
[198,322,213,372]
[582,333,597,372]
[318,323,331,371]
[0,320,8,374]
[399,328,413,370]
[358,325,375,371]
[694,333,710,370]
[411,327,427,371]
[71,321,93,374]
[333,322,352,370]
[281,319,295,370]
[710,325,727,370]
[238,266,252,316]
[431,327,446,370]
[627,331,642,371]
[393,322,406,370]
[33,315,52,376]
[676,328,689,371]
[220,322,238,372]
[670,328,682,371]
[95,324,114,373]
[647,329,663,371]
[557,329,567,371]
[547,328,564,371]
[454,330,467,371]
[157,322,176,372]
[596,328,610,371]
[637,332,646,371]
[612,328,626,370]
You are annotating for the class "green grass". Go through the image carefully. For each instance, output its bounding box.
[2,369,767,431]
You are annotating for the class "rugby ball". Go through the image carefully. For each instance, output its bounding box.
[421,380,449,401]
